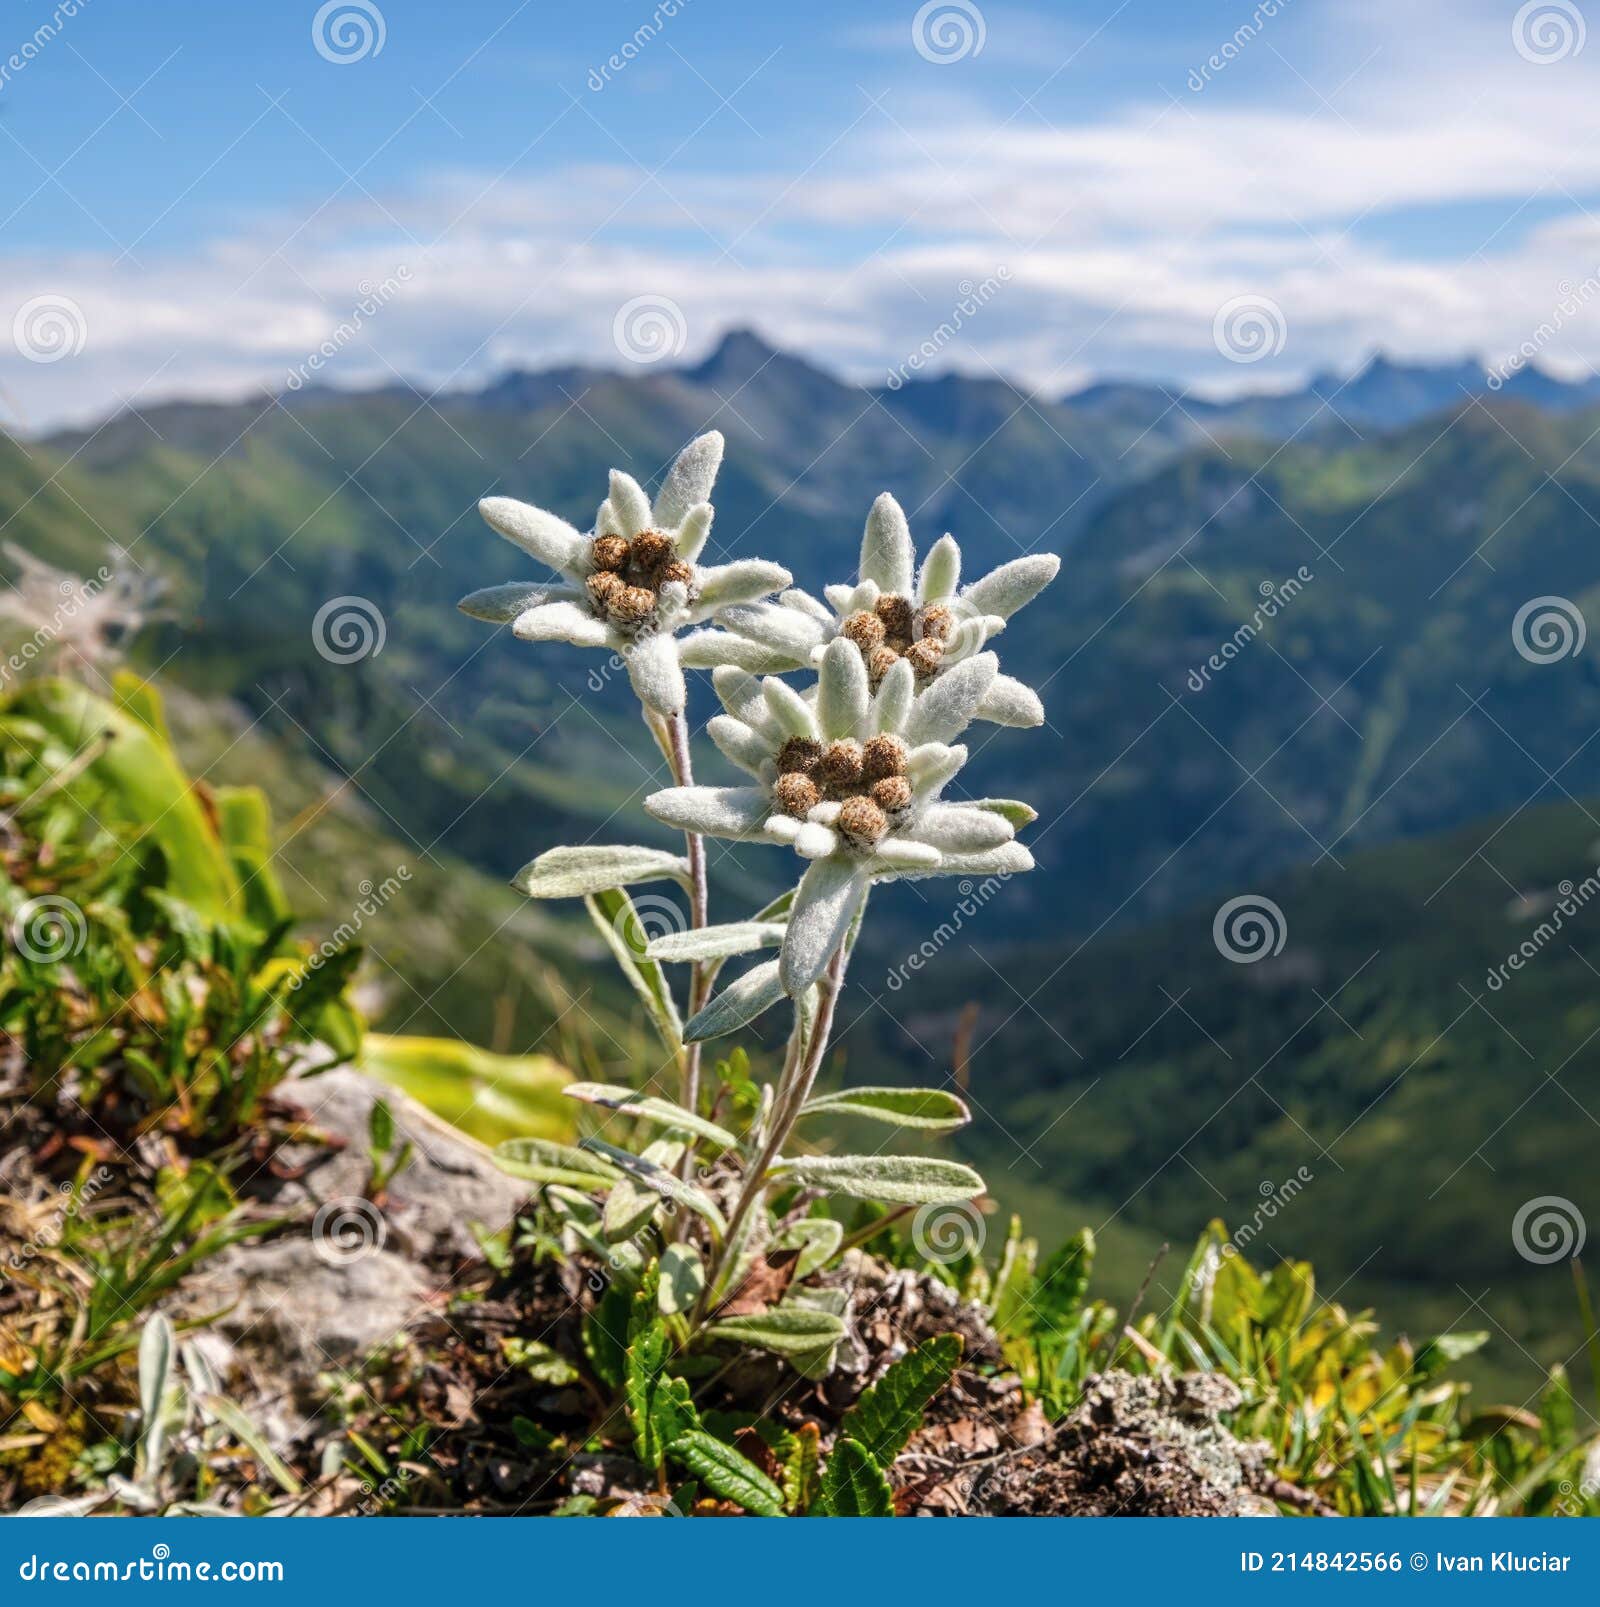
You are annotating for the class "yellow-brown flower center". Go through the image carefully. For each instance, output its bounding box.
[586,531,695,631]
[773,731,911,848]
[843,596,950,686]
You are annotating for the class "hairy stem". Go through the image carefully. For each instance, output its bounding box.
[666,712,710,1116]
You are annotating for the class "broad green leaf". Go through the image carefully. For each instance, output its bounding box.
[603,1139,683,1242]
[626,1269,699,1472]
[799,1086,970,1133]
[502,1338,580,1386]
[1414,1330,1490,1382]
[564,1081,736,1151]
[704,1308,846,1360]
[770,1154,985,1206]
[584,889,682,1055]
[668,1432,784,1516]
[781,1422,822,1515]
[818,1437,894,1517]
[495,1136,622,1189]
[838,1334,962,1464]
[513,844,690,900]
[682,958,786,1042]
[774,1217,843,1280]
[646,921,785,963]
[136,1314,175,1478]
[199,1395,303,1495]
[582,1140,727,1236]
[362,1033,576,1149]
[583,1283,633,1392]
[658,1242,706,1316]
[990,1217,1038,1337]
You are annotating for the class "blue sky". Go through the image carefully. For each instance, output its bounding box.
[4,0,1600,427]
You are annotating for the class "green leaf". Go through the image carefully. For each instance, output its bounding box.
[774,1217,843,1280]
[799,1086,970,1132]
[583,1283,632,1392]
[583,890,682,1054]
[966,798,1038,828]
[818,1438,894,1517]
[136,1314,175,1478]
[838,1334,962,1465]
[667,1432,785,1516]
[1414,1330,1490,1381]
[658,1242,706,1316]
[495,1137,622,1189]
[564,1081,736,1151]
[682,958,786,1042]
[368,1097,395,1155]
[704,1308,846,1360]
[602,1139,683,1243]
[626,1269,699,1472]
[198,1395,303,1495]
[781,1422,822,1515]
[770,1154,985,1206]
[581,1139,727,1236]
[1033,1227,1095,1341]
[513,844,690,899]
[501,1338,580,1386]
[646,921,786,962]
[990,1217,1038,1337]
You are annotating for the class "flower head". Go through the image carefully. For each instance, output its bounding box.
[458,431,791,716]
[687,492,1058,729]
[645,638,1034,992]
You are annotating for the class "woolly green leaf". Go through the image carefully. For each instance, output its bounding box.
[198,1395,302,1495]
[565,1081,737,1151]
[682,958,786,1042]
[668,1432,785,1516]
[818,1437,894,1517]
[705,1308,847,1360]
[770,1154,985,1205]
[838,1334,963,1465]
[602,1139,684,1242]
[581,1139,726,1236]
[646,921,785,962]
[774,1217,844,1280]
[495,1137,622,1189]
[798,1086,970,1133]
[583,890,682,1054]
[513,845,690,899]
[658,1242,706,1316]
[965,797,1039,828]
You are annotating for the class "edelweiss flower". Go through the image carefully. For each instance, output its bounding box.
[645,639,1035,992]
[458,431,792,717]
[685,493,1058,729]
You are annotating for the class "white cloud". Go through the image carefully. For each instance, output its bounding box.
[6,0,1600,430]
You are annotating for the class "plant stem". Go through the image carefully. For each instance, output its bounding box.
[662,710,710,1117]
[701,939,851,1309]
